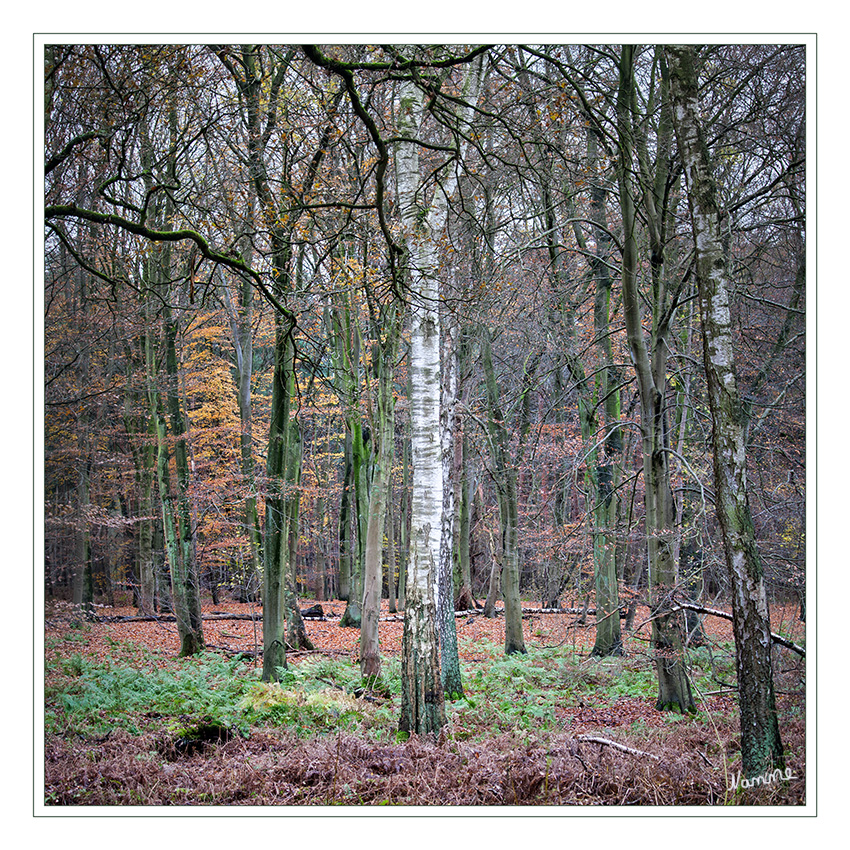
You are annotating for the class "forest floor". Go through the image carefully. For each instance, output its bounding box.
[42,596,806,808]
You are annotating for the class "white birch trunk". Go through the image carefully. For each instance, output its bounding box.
[396,78,444,732]
[396,56,485,732]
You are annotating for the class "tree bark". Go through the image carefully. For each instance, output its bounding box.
[221,262,263,601]
[327,292,369,628]
[479,326,527,655]
[360,301,401,680]
[145,304,205,657]
[439,311,464,695]
[138,114,205,656]
[666,43,785,775]
[617,45,693,711]
[262,308,295,679]
[584,125,624,657]
[395,56,485,731]
[456,458,476,611]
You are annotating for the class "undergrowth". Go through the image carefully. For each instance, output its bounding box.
[46,651,253,738]
[42,636,753,742]
[43,633,805,805]
[45,648,405,742]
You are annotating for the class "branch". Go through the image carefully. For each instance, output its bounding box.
[671,601,805,657]
[576,735,660,761]
[45,221,139,295]
[45,130,110,175]
[301,44,491,73]
[44,202,294,321]
[301,45,404,286]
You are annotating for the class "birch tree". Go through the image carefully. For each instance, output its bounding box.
[666,43,785,775]
[395,51,487,733]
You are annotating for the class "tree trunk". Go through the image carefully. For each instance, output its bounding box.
[146,312,205,657]
[397,433,410,612]
[328,293,369,628]
[360,302,401,680]
[617,45,693,711]
[667,43,784,774]
[393,52,487,733]
[338,428,353,603]
[70,265,95,625]
[399,254,446,729]
[439,311,464,695]
[123,339,158,615]
[71,457,94,624]
[262,309,295,680]
[284,417,313,652]
[222,264,263,600]
[480,326,527,655]
[396,77,446,733]
[387,488,397,613]
[135,110,205,657]
[483,528,500,619]
[228,46,326,678]
[586,126,624,657]
[456,435,476,611]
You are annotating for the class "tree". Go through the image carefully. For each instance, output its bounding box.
[394,71,448,735]
[508,45,625,653]
[616,45,695,712]
[666,43,785,775]
[140,105,205,656]
[325,284,371,628]
[144,288,206,657]
[395,49,487,733]
[360,296,402,681]
[569,95,624,658]
[478,324,532,655]
[212,44,348,675]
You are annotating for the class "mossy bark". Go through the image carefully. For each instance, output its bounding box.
[667,43,784,773]
[439,315,464,695]
[146,314,205,658]
[261,311,295,680]
[480,326,527,656]
[360,303,401,679]
[617,45,693,711]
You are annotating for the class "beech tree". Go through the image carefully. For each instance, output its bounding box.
[611,46,695,711]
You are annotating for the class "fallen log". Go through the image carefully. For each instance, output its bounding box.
[98,609,333,624]
[373,606,616,623]
[97,612,262,624]
[671,601,805,657]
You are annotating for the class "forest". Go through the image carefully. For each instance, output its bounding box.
[42,42,806,807]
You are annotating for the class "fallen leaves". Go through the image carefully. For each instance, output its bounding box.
[44,597,805,673]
